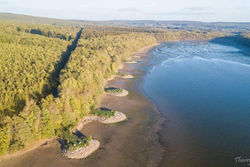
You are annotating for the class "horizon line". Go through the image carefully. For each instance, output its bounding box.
[1,12,250,24]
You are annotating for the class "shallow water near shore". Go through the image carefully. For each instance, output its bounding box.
[143,41,250,167]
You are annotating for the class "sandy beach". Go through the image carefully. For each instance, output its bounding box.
[126,60,137,64]
[116,74,134,79]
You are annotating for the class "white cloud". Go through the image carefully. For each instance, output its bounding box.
[0,0,249,21]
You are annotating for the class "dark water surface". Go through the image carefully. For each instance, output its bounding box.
[143,41,250,167]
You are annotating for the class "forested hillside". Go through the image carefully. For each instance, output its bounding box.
[0,23,157,155]
[0,20,229,156]
[0,22,79,118]
[154,30,225,41]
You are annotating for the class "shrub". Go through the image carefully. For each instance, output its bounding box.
[104,87,123,94]
[61,130,91,151]
[90,108,115,118]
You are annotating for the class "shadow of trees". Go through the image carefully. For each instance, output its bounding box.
[210,35,250,49]
[43,28,83,98]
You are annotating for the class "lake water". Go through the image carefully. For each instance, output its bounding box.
[143,41,250,167]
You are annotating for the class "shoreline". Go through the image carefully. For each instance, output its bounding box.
[64,111,127,159]
[64,140,100,159]
[0,138,56,162]
[87,41,166,166]
[0,42,164,167]
[130,43,166,166]
[74,111,127,131]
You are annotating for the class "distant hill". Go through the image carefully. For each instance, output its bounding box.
[0,12,69,24]
[0,12,249,32]
[90,20,250,32]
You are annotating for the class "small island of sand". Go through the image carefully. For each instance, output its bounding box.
[116,72,134,79]
[121,74,134,79]
[126,61,137,64]
[75,111,127,130]
[116,73,134,79]
[64,139,100,159]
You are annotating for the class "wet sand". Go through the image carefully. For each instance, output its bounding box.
[0,44,165,167]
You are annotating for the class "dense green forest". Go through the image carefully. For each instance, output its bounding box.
[0,19,247,156]
[0,22,157,155]
[0,22,79,118]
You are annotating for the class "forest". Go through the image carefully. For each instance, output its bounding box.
[0,20,248,156]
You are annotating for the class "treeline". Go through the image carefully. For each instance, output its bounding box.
[0,22,226,155]
[154,30,225,41]
[81,26,226,41]
[15,23,79,41]
[0,21,79,41]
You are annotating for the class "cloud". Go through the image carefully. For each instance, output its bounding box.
[0,0,11,6]
[183,7,209,12]
[155,6,214,16]
[117,8,139,12]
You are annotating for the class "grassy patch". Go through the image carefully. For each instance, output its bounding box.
[61,130,92,151]
[104,87,123,94]
[116,72,128,76]
[90,108,115,118]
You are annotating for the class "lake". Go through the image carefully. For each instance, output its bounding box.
[143,41,250,167]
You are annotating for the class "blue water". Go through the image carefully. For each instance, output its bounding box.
[143,41,250,167]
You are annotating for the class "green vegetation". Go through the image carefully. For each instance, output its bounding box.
[116,72,128,77]
[0,22,79,118]
[154,30,225,41]
[104,87,123,94]
[61,130,92,151]
[16,24,78,41]
[0,21,79,155]
[90,108,115,118]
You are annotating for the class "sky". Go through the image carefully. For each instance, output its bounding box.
[0,0,250,22]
